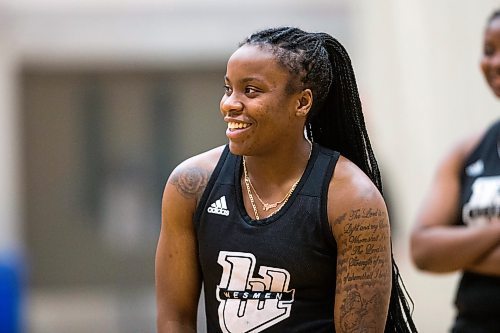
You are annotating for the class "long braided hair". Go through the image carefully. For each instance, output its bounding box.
[241,27,418,332]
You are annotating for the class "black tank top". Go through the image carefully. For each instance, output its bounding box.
[455,119,500,322]
[194,143,339,333]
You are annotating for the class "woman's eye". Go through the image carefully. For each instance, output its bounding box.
[223,85,232,95]
[484,43,495,56]
[245,87,258,94]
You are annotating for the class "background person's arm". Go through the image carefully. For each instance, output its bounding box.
[465,241,500,276]
[411,135,500,273]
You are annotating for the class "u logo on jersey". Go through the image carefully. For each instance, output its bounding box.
[216,251,295,333]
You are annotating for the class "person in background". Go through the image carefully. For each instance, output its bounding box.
[156,26,417,332]
[411,9,500,333]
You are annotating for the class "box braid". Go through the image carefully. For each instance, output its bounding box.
[242,27,418,333]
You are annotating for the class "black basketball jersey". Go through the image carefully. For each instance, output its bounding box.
[194,143,340,333]
[454,119,500,324]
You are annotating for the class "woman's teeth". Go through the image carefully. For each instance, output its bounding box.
[228,122,250,129]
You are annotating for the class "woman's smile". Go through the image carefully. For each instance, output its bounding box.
[226,120,252,139]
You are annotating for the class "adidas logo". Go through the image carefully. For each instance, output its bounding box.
[207,196,230,216]
[466,159,484,177]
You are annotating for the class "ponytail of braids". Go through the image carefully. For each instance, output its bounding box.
[312,33,418,333]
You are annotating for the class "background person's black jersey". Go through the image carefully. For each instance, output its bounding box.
[454,119,500,332]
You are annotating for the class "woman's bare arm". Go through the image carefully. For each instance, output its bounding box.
[156,147,224,333]
[330,157,392,332]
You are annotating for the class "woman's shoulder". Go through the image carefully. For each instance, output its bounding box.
[326,155,388,234]
[176,145,227,172]
[165,145,226,202]
[438,125,491,174]
[328,155,385,208]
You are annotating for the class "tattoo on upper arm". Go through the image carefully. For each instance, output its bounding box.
[334,208,391,332]
[170,167,209,200]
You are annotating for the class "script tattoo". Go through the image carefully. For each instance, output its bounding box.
[334,207,391,332]
[170,167,209,200]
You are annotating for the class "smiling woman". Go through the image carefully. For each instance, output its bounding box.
[156,27,418,333]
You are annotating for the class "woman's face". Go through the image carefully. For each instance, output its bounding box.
[220,45,306,156]
[481,17,500,97]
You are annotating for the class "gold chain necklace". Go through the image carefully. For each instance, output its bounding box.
[247,175,299,211]
[243,140,312,220]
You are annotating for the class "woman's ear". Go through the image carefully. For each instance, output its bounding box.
[296,89,313,117]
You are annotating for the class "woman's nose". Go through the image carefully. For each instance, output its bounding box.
[220,93,243,114]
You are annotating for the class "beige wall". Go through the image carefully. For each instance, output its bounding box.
[353,1,499,331]
[356,0,498,237]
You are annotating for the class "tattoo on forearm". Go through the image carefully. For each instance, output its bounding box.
[334,208,391,332]
[340,290,385,332]
[170,167,209,199]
